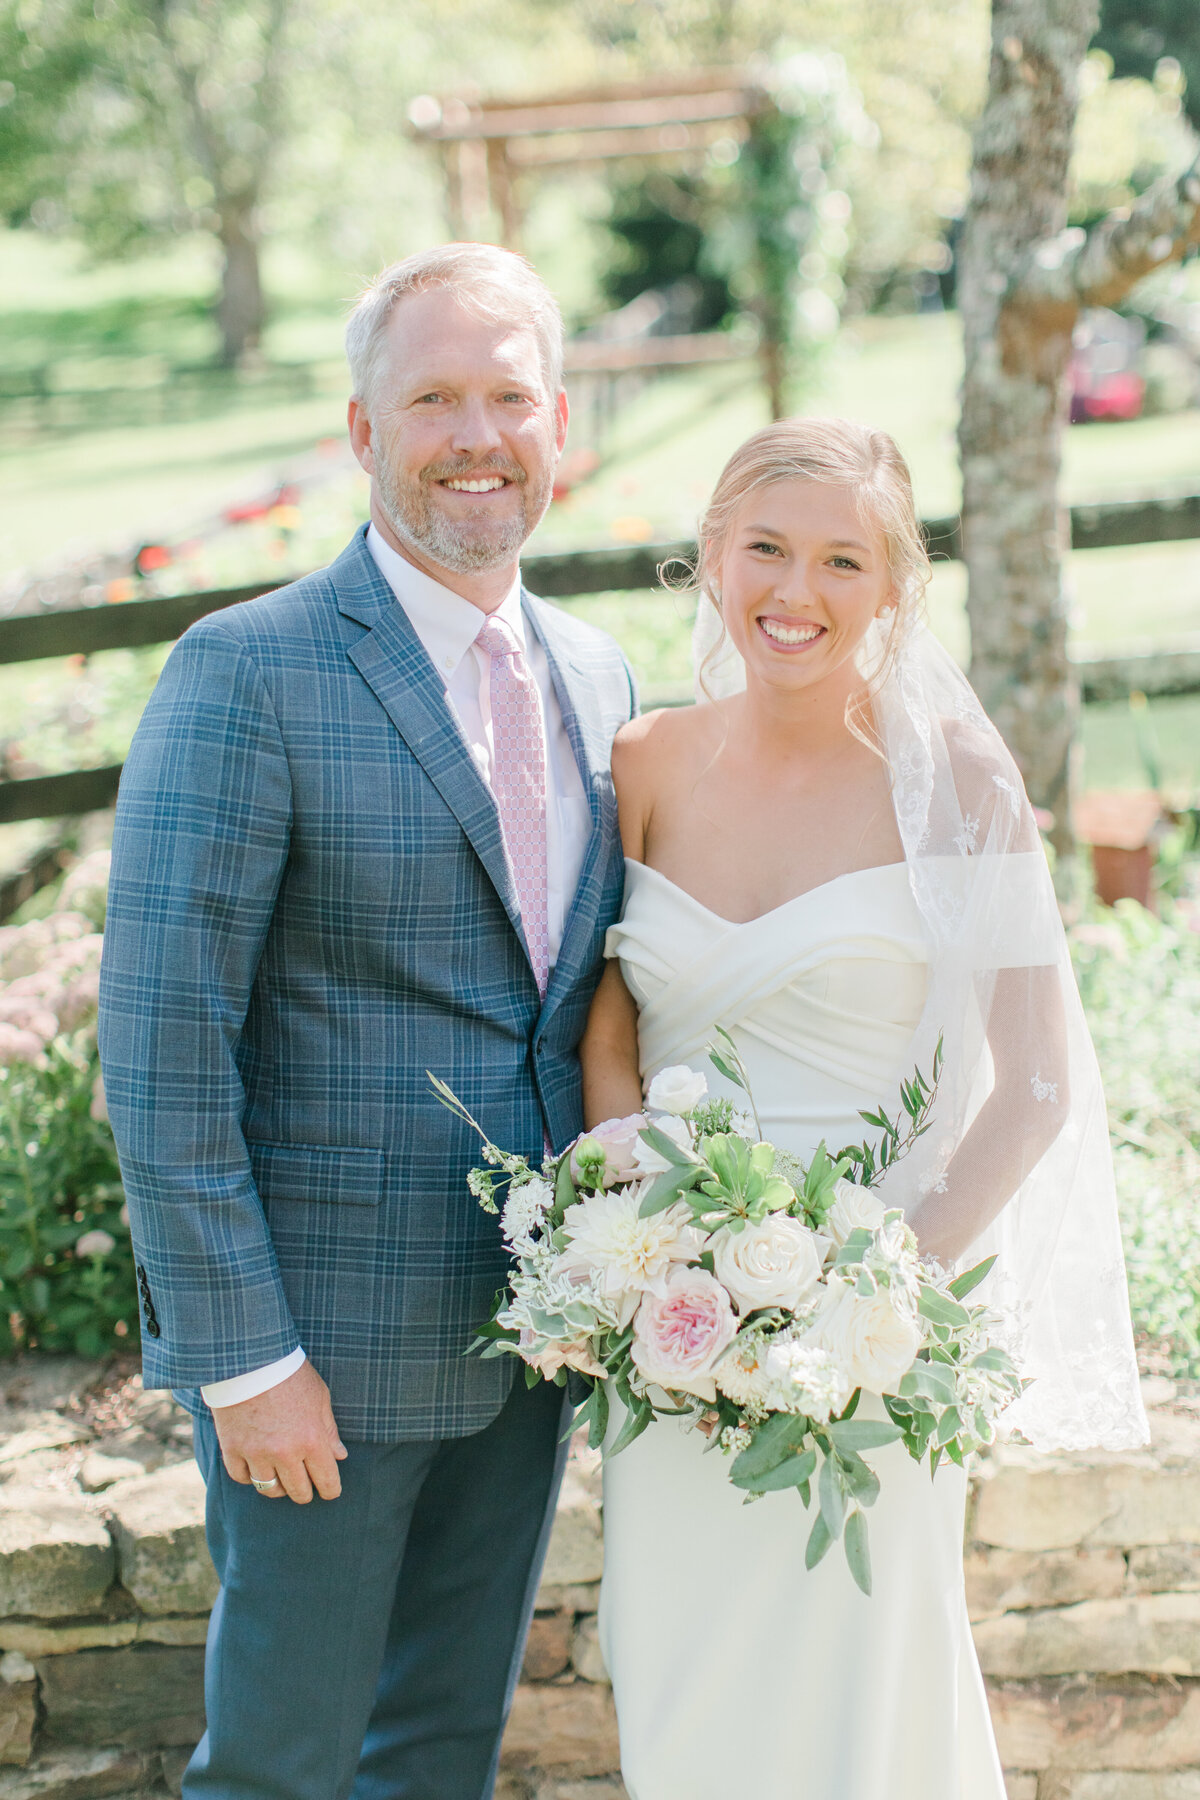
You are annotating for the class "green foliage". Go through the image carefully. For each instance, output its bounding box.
[0,1044,136,1356]
[836,1037,943,1186]
[1094,0,1200,134]
[704,53,866,404]
[598,172,733,327]
[1071,891,1200,1377]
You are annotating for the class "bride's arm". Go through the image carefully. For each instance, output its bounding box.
[580,961,644,1126]
[907,963,1071,1266]
[578,718,659,1127]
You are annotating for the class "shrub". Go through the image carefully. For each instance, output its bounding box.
[0,850,137,1355]
[1071,893,1200,1377]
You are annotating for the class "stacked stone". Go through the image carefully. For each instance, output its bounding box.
[498,1457,623,1800]
[0,1361,210,1799]
[7,1361,1200,1800]
[972,1389,1200,1800]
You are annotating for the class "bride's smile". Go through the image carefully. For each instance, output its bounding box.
[717,477,895,697]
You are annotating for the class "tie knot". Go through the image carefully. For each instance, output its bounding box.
[476,614,521,660]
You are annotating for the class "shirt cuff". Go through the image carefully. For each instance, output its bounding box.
[201,1347,307,1409]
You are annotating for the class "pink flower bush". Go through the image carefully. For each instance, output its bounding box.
[631,1265,738,1402]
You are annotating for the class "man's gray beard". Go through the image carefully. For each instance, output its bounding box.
[375,452,551,575]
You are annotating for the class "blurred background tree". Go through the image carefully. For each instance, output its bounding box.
[0,0,295,365]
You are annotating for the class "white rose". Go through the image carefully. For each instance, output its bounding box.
[632,1110,694,1176]
[826,1178,889,1248]
[809,1277,923,1395]
[710,1216,822,1315]
[645,1065,707,1116]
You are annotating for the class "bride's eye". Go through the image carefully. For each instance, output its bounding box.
[748,540,783,556]
[829,555,862,570]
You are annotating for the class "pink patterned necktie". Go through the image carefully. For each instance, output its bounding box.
[475,614,551,998]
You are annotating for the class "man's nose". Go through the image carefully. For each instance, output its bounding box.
[449,397,504,459]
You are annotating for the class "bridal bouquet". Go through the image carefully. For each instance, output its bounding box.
[430,1032,1022,1594]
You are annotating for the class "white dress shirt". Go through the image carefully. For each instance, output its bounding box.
[201,524,591,1409]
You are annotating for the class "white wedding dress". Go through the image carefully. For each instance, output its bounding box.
[599,857,1007,1800]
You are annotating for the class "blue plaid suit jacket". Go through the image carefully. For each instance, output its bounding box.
[98,527,635,1440]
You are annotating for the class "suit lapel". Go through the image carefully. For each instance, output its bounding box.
[335,531,531,960]
[524,593,617,1016]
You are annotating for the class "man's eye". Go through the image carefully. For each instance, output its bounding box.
[500,392,531,403]
[414,393,444,404]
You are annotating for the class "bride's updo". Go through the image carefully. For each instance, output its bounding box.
[678,417,933,709]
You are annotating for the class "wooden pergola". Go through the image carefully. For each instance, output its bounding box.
[406,68,765,247]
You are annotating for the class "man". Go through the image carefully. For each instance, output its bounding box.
[98,243,635,1800]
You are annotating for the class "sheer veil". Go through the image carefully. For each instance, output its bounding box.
[692,595,1148,1452]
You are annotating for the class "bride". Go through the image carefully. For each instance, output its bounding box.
[578,417,1147,1799]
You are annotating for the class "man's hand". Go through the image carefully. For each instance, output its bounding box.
[210,1361,348,1504]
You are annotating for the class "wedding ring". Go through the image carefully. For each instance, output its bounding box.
[250,1475,281,1492]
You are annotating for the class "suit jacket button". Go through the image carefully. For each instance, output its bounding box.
[144,1318,161,1338]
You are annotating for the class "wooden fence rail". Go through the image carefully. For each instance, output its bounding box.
[0,492,1197,827]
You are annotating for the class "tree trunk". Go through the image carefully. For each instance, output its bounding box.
[217,209,266,367]
[957,0,1098,856]
[761,336,787,422]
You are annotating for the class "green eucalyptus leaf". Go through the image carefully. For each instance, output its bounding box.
[708,1049,745,1092]
[729,1411,812,1484]
[638,1165,704,1217]
[608,1399,653,1458]
[639,1123,697,1169]
[805,1508,836,1570]
[818,1452,847,1537]
[736,1448,818,1494]
[844,1508,872,1596]
[588,1378,610,1450]
[825,1418,903,1454]
[837,1450,881,1507]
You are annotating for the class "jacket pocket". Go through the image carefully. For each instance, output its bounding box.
[248,1140,385,1207]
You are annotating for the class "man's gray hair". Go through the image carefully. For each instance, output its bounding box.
[345,243,565,408]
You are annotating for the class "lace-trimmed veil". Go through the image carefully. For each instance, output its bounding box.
[692,595,1148,1452]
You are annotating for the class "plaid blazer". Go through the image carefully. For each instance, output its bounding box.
[98,527,635,1441]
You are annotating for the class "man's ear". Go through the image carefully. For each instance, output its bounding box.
[554,388,569,456]
[348,397,374,476]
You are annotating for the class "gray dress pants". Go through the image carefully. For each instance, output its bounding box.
[183,1376,570,1800]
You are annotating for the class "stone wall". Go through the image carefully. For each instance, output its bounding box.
[1,1363,1197,1800]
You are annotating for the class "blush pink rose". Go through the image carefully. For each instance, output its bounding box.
[570,1114,646,1188]
[631,1265,738,1402]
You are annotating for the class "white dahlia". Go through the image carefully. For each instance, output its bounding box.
[559,1187,699,1304]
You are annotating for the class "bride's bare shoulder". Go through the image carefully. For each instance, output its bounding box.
[613,702,721,774]
[611,705,722,857]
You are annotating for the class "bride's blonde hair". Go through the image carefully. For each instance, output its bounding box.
[673,417,932,731]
